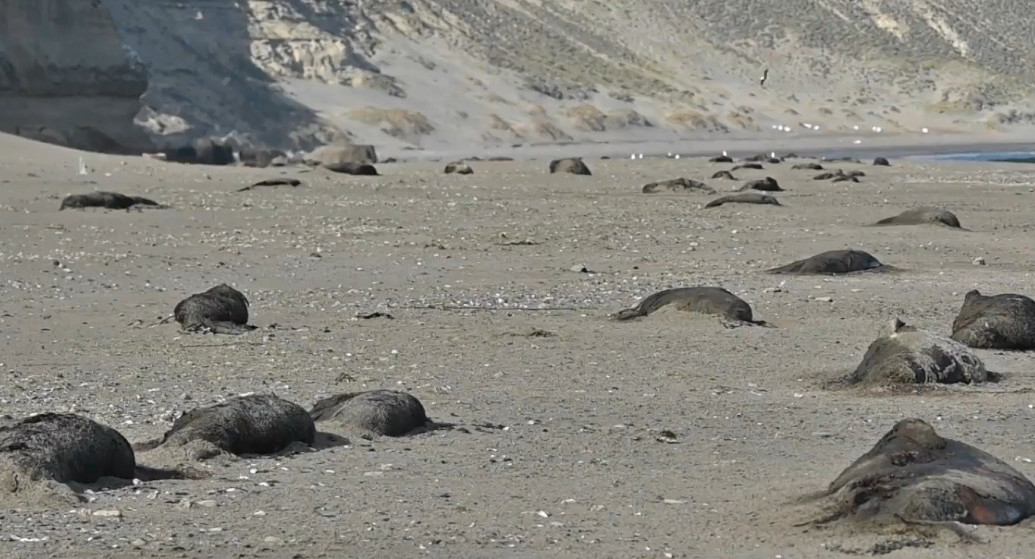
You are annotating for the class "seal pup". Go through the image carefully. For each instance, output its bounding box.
[737,176,782,192]
[710,170,737,180]
[60,191,163,211]
[847,318,996,387]
[309,390,431,438]
[641,178,715,194]
[549,157,591,175]
[873,157,891,166]
[135,394,315,458]
[799,418,1035,528]
[705,192,782,208]
[610,286,767,326]
[173,284,257,334]
[0,413,136,503]
[766,249,891,275]
[871,207,962,229]
[950,290,1035,350]
[444,161,474,174]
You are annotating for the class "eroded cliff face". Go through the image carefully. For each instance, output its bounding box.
[0,0,153,153]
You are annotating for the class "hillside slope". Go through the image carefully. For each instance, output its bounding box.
[17,0,1035,153]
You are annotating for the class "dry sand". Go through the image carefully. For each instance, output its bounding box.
[2,133,1035,557]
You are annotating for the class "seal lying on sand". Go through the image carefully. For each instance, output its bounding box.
[800,418,1035,528]
[174,284,257,334]
[871,207,963,228]
[711,170,737,180]
[873,157,891,166]
[324,162,378,175]
[950,290,1035,350]
[766,249,890,275]
[549,157,591,175]
[732,163,764,171]
[705,193,782,208]
[738,177,782,192]
[444,161,474,174]
[847,318,995,387]
[708,155,733,163]
[310,390,430,437]
[815,169,865,181]
[610,287,766,325]
[792,163,824,170]
[642,178,715,194]
[60,191,163,210]
[0,413,135,498]
[136,394,315,457]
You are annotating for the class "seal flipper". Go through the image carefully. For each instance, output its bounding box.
[204,321,258,335]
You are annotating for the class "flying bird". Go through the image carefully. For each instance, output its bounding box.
[759,68,769,88]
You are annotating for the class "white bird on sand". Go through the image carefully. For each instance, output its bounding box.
[630,153,636,160]
[674,154,680,159]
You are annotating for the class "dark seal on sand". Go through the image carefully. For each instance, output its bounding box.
[766,249,889,275]
[60,191,163,211]
[610,286,766,325]
[140,394,315,456]
[801,418,1035,527]
[950,290,1035,350]
[549,157,592,176]
[872,207,962,228]
[174,284,257,335]
[642,178,715,194]
[792,163,824,170]
[324,162,379,175]
[848,318,995,386]
[705,192,781,208]
[732,163,764,171]
[310,390,430,437]
[444,161,474,174]
[738,177,782,192]
[237,178,302,192]
[873,157,891,166]
[710,170,737,180]
[708,155,733,163]
[0,413,135,490]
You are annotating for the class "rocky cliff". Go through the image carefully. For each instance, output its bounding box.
[0,0,153,153]
[9,0,1035,155]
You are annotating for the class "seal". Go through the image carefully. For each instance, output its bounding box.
[766,249,891,275]
[60,191,163,211]
[847,318,996,386]
[309,390,430,438]
[237,178,301,192]
[324,162,378,175]
[710,170,737,180]
[135,394,316,457]
[731,163,764,171]
[950,290,1035,350]
[610,286,767,325]
[173,284,257,335]
[873,157,891,166]
[705,192,782,208]
[871,207,962,228]
[792,163,824,170]
[799,418,1035,528]
[642,178,715,194]
[737,177,782,192]
[0,413,135,500]
[708,155,733,163]
[444,161,474,174]
[549,157,592,175]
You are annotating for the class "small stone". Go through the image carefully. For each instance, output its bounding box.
[814,297,834,303]
[196,499,217,508]
[973,257,987,266]
[264,536,283,544]
[176,498,191,509]
[93,509,122,518]
[131,539,146,547]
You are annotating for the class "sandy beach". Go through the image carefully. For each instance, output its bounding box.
[2,132,1035,558]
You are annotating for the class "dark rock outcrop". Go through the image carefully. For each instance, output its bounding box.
[309,144,378,166]
[951,290,1035,350]
[310,390,430,437]
[173,284,257,335]
[802,419,1035,527]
